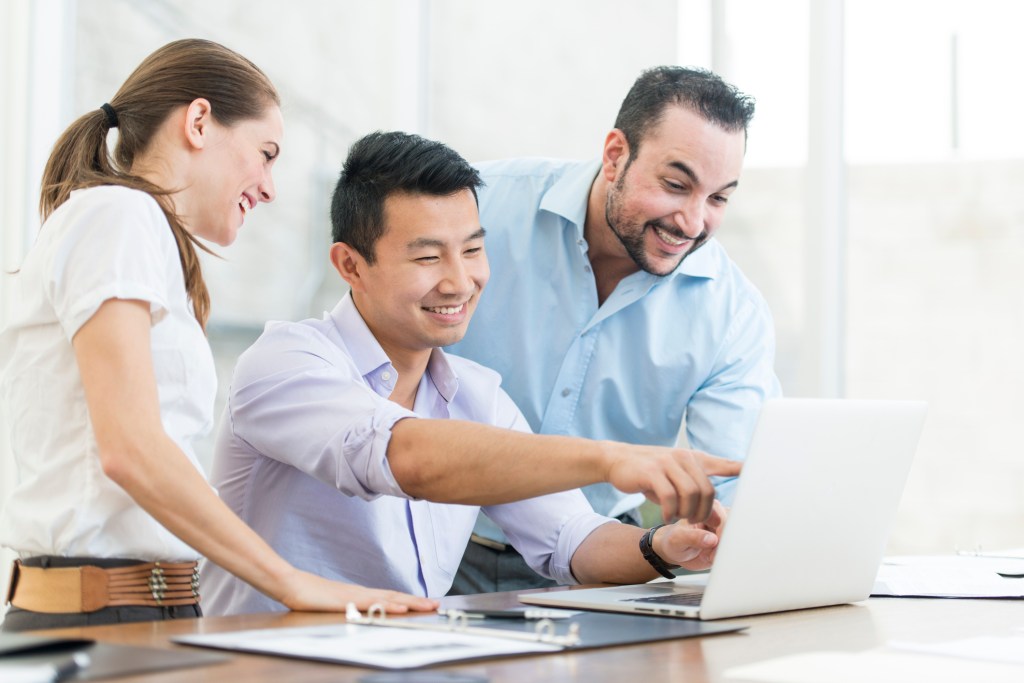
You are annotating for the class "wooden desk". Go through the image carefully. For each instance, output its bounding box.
[27,591,1022,682]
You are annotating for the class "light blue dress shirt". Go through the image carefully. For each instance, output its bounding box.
[447,158,782,545]
[201,294,611,615]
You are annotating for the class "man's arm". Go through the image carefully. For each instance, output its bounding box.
[388,419,739,524]
[687,294,782,505]
[229,322,737,524]
[568,502,728,584]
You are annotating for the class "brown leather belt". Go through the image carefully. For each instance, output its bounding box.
[5,560,200,613]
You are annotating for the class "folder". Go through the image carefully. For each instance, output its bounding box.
[0,632,228,681]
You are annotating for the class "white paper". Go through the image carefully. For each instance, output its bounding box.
[889,635,1024,665]
[724,650,1024,683]
[175,623,561,669]
[0,665,59,683]
[872,554,1024,598]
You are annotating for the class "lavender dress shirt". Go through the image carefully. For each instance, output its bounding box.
[201,294,612,615]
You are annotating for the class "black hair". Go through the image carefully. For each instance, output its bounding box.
[614,66,755,158]
[330,131,483,263]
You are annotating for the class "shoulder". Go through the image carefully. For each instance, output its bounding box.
[242,316,343,366]
[475,157,582,189]
[63,185,166,222]
[234,316,352,383]
[49,185,171,247]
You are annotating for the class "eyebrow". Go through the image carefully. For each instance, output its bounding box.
[406,227,487,251]
[668,161,739,192]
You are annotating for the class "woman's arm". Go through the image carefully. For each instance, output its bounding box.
[73,298,436,614]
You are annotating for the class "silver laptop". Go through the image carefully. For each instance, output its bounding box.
[520,398,927,620]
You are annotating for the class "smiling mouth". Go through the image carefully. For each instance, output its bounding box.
[652,225,691,247]
[423,303,466,315]
[238,194,254,218]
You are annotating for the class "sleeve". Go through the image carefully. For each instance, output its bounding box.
[686,293,783,505]
[480,388,615,585]
[47,189,173,340]
[225,324,419,500]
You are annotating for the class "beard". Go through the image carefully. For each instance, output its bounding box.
[604,172,709,277]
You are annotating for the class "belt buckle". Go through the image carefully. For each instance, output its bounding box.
[148,564,167,604]
[146,562,201,604]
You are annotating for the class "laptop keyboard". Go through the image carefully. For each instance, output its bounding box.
[626,590,704,606]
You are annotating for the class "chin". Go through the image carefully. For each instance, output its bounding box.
[213,227,240,248]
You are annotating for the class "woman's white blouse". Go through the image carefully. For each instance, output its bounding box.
[0,186,216,561]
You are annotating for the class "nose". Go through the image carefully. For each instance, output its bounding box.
[673,198,705,239]
[259,168,276,203]
[438,256,478,296]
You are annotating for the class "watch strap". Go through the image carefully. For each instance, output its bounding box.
[639,523,678,579]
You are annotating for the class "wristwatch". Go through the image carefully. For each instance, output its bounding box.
[639,524,678,579]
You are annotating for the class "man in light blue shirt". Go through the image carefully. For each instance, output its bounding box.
[448,66,782,593]
[202,132,741,615]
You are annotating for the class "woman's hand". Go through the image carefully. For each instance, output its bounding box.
[277,569,439,614]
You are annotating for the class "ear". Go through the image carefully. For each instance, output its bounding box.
[183,98,213,151]
[601,129,630,183]
[330,242,368,291]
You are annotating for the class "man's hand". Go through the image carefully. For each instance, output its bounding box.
[605,444,741,523]
[651,500,728,571]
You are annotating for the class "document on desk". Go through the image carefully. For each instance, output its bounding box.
[724,649,1024,683]
[872,554,1024,598]
[889,635,1024,665]
[175,623,562,669]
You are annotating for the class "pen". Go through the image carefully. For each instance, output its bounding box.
[438,608,571,620]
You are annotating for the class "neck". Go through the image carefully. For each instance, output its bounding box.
[351,295,431,411]
[584,175,640,305]
[382,346,430,412]
[129,144,190,227]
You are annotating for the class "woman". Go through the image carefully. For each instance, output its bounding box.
[0,38,436,632]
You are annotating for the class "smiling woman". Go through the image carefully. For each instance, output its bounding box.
[0,38,436,632]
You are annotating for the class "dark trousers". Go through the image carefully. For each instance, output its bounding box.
[448,511,643,596]
[448,540,559,595]
[1,556,202,633]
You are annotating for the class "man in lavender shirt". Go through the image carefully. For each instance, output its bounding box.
[202,132,739,615]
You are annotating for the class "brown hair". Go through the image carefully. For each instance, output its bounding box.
[39,38,280,329]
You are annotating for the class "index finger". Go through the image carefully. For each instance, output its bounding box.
[696,452,742,477]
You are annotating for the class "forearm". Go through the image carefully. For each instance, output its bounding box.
[569,522,660,585]
[387,418,614,504]
[572,503,726,583]
[103,433,297,603]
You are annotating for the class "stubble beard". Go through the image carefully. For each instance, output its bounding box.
[604,174,708,277]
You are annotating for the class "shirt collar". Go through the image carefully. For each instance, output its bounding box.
[538,158,720,282]
[331,294,392,378]
[330,294,460,403]
[539,159,600,230]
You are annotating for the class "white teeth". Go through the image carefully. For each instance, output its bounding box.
[654,226,686,246]
[426,304,464,315]
[239,196,251,215]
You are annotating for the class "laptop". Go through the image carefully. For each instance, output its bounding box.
[520,398,927,620]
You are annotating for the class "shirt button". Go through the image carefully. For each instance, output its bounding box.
[577,239,585,246]
[561,388,571,397]
[583,265,592,273]
[381,371,392,381]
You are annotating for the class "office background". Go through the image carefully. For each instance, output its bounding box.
[2,0,1022,607]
